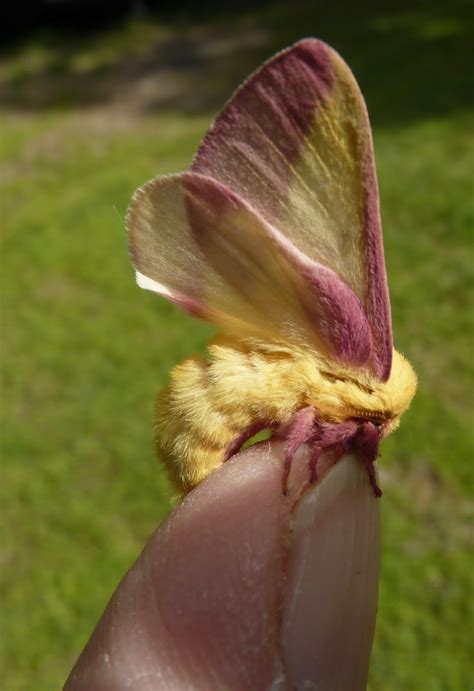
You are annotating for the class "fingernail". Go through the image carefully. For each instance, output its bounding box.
[281,454,381,690]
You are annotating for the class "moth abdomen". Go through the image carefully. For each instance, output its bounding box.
[155,358,250,493]
[154,344,304,493]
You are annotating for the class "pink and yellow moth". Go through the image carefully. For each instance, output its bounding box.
[126,38,417,496]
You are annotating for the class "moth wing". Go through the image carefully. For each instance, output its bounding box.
[127,172,372,368]
[192,38,392,380]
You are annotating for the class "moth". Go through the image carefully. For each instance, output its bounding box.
[126,38,417,496]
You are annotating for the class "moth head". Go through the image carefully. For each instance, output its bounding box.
[312,349,417,436]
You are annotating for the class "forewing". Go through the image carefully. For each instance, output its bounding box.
[192,38,392,380]
[127,172,372,368]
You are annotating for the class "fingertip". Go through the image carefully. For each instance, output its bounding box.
[65,445,381,691]
[65,442,287,690]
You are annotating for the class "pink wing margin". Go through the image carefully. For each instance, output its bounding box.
[192,38,392,381]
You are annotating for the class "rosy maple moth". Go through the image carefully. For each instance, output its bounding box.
[126,38,417,496]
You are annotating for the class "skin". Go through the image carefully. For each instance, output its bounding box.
[64,442,380,691]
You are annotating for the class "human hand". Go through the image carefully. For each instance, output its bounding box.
[64,441,380,691]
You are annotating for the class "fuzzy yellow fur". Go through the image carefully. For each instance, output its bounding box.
[156,336,417,494]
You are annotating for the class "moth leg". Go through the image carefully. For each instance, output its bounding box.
[279,406,317,495]
[364,458,383,498]
[308,445,322,484]
[223,420,276,463]
[354,421,383,498]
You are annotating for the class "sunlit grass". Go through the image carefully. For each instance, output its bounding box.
[1,7,472,690]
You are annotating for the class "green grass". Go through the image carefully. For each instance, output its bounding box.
[1,3,473,690]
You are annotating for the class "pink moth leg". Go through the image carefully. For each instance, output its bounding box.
[278,406,317,495]
[223,408,317,495]
[353,422,383,498]
[308,446,322,484]
[223,420,277,463]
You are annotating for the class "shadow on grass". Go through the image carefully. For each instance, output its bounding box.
[0,0,472,127]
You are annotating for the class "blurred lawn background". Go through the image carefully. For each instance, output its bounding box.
[1,1,473,689]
